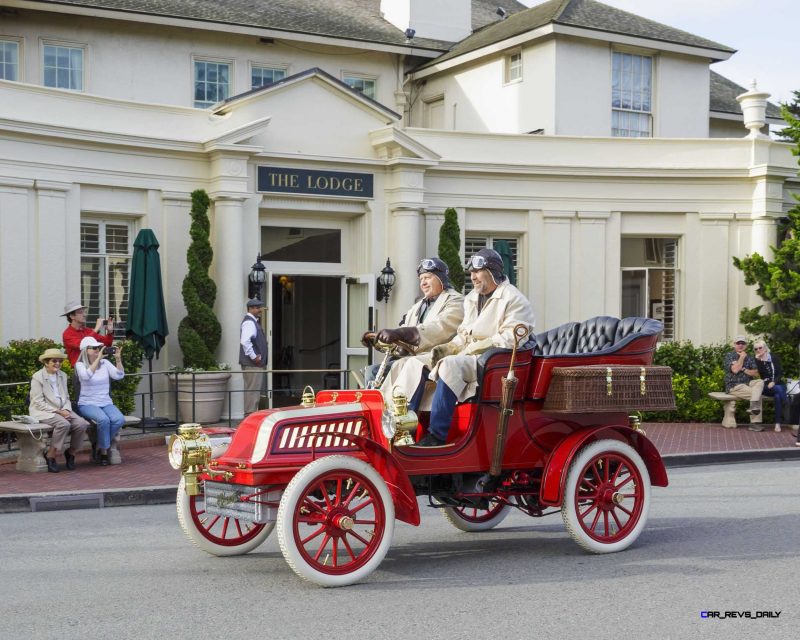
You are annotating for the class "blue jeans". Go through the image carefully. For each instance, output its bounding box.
[427,381,458,442]
[763,384,788,423]
[78,404,125,450]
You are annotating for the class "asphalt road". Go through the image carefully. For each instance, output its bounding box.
[1,461,798,640]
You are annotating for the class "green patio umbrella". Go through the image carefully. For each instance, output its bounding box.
[127,229,170,423]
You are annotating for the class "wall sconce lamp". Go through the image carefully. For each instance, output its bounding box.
[376,258,395,302]
[248,253,266,300]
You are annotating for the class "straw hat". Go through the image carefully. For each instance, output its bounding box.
[39,348,67,363]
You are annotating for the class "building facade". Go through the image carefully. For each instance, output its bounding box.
[0,0,796,415]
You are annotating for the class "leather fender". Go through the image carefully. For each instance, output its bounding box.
[539,426,669,507]
[323,432,420,526]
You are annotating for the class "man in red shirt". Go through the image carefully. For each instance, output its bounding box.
[61,301,113,365]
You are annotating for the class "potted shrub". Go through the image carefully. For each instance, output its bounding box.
[171,189,231,423]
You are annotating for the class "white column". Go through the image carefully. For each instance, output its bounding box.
[697,213,734,343]
[542,211,575,329]
[386,206,423,324]
[575,211,610,320]
[0,178,34,342]
[160,192,192,372]
[423,207,445,258]
[212,193,248,418]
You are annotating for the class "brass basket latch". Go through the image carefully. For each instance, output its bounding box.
[301,385,316,407]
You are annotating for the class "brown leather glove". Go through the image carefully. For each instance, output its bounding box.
[361,331,376,348]
[431,342,460,367]
[376,326,420,346]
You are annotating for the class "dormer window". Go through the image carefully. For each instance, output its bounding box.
[505,51,522,83]
[612,51,652,137]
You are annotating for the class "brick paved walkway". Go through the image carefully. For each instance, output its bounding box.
[1,422,797,498]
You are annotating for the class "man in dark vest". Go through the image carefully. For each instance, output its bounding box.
[240,298,267,415]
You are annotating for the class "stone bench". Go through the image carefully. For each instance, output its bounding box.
[0,415,141,472]
[707,391,771,428]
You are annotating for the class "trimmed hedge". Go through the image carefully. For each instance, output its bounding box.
[0,338,143,419]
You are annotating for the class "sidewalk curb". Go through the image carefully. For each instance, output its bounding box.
[2,447,799,513]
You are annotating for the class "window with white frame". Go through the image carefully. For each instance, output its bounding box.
[193,58,231,108]
[505,51,522,83]
[43,43,84,90]
[342,74,376,99]
[0,40,20,81]
[80,220,132,339]
[621,237,677,341]
[423,95,445,129]
[464,236,520,293]
[612,51,652,137]
[251,65,286,89]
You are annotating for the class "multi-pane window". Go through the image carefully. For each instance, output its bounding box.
[621,237,677,341]
[342,75,376,99]
[505,51,522,83]
[464,236,520,293]
[43,44,83,90]
[0,40,19,81]
[612,52,652,137]
[194,59,231,108]
[80,220,132,339]
[251,65,286,89]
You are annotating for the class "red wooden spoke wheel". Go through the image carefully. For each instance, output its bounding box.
[562,440,651,553]
[176,478,273,556]
[443,500,511,532]
[277,456,395,587]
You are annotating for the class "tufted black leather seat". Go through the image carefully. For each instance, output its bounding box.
[575,316,620,353]
[532,322,579,356]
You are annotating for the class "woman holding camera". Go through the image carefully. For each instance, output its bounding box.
[75,336,125,466]
[754,339,788,433]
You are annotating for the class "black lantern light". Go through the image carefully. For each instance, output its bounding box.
[248,253,266,300]
[376,258,395,302]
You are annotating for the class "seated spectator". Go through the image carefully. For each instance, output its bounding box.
[75,336,125,466]
[754,339,788,433]
[29,348,89,473]
[723,335,764,431]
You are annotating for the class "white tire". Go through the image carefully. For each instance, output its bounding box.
[176,478,274,556]
[562,439,651,554]
[277,455,394,587]
[442,502,511,532]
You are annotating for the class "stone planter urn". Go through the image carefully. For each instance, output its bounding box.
[169,371,232,424]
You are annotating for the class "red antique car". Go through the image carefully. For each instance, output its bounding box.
[169,316,671,587]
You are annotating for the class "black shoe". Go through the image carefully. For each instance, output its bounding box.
[100,453,110,466]
[416,433,446,447]
[91,443,98,463]
[43,452,59,473]
[64,448,76,470]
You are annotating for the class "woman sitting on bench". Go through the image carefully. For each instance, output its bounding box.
[75,336,125,466]
[754,339,788,433]
[29,348,89,473]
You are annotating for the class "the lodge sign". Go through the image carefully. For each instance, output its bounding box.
[258,166,373,199]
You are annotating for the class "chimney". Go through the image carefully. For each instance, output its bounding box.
[381,0,471,42]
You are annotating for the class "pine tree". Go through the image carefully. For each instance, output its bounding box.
[733,92,800,371]
[438,208,463,292]
[178,189,222,369]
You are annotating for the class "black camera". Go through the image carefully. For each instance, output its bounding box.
[103,346,117,356]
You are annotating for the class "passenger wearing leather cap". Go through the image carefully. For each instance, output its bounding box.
[362,257,463,390]
[409,248,535,447]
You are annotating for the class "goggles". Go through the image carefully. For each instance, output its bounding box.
[467,255,489,271]
[418,258,438,271]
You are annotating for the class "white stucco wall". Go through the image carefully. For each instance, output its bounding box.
[553,38,611,136]
[656,54,710,138]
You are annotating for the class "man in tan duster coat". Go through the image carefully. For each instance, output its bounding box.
[363,258,463,393]
[411,248,535,447]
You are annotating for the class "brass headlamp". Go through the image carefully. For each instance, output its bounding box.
[380,388,418,447]
[167,423,212,496]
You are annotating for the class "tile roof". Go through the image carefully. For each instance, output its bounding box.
[24,0,527,51]
[419,0,735,69]
[710,71,782,119]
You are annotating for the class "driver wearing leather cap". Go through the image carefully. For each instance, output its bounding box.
[362,257,463,389]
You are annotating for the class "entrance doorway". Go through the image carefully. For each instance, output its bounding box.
[270,274,341,407]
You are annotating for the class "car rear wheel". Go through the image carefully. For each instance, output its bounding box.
[562,439,651,553]
[176,478,274,556]
[442,501,511,532]
[277,455,394,587]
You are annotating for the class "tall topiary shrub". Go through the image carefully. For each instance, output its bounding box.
[178,189,221,369]
[438,207,463,293]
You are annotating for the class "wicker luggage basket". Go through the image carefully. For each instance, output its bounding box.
[542,365,675,413]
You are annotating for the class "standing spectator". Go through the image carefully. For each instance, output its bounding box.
[723,335,765,431]
[75,336,125,466]
[61,300,113,365]
[29,348,89,472]
[240,298,267,415]
[754,339,788,433]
